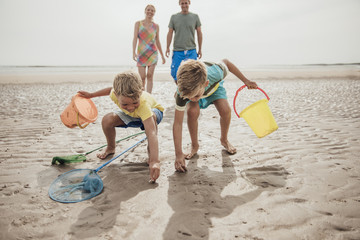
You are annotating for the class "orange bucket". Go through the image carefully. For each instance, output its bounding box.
[60,94,98,129]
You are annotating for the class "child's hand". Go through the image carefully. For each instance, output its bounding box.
[245,80,258,89]
[149,161,160,183]
[77,91,92,98]
[175,154,187,173]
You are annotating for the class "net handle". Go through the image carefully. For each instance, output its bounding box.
[85,131,145,155]
[94,136,147,173]
[233,85,270,118]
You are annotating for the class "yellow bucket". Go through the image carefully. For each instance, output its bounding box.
[60,94,98,129]
[233,85,278,138]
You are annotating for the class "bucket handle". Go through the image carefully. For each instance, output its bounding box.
[233,85,270,118]
[76,112,90,129]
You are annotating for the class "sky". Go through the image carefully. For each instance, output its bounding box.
[0,0,359,66]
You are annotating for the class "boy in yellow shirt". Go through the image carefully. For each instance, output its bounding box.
[78,71,163,182]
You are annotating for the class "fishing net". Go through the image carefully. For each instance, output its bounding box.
[48,169,103,203]
[49,136,147,203]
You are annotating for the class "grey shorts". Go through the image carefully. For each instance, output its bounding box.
[115,108,163,130]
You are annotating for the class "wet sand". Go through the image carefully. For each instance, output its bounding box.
[0,67,359,239]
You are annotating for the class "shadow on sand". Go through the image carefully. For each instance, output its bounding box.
[163,152,289,239]
[67,162,157,239]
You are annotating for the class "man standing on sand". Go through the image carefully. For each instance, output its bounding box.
[166,0,203,83]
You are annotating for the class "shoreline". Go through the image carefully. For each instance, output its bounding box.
[0,66,359,84]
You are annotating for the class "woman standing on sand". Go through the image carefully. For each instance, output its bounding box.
[133,4,166,93]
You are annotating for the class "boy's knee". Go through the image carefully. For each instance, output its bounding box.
[187,107,200,119]
[218,104,231,117]
[101,114,111,125]
[224,105,231,114]
[102,113,118,127]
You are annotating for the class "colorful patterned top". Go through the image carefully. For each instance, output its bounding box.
[136,21,158,67]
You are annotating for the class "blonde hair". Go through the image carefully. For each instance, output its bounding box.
[145,4,156,12]
[113,71,143,100]
[177,60,207,98]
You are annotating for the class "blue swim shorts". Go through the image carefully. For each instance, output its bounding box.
[171,49,198,81]
[115,109,163,130]
[198,81,227,109]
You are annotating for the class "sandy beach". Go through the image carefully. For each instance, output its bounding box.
[0,66,360,240]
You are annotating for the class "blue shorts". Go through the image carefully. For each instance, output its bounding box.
[171,49,198,81]
[198,81,227,109]
[115,109,163,130]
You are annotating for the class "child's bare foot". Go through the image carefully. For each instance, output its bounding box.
[97,148,115,159]
[185,144,199,159]
[221,140,237,155]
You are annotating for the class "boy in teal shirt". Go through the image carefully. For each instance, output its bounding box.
[173,59,258,172]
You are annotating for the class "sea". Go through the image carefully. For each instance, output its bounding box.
[0,65,167,75]
[0,64,359,75]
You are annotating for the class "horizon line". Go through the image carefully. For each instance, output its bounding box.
[1,63,360,68]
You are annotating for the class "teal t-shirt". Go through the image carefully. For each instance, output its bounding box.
[168,12,201,51]
[175,61,228,111]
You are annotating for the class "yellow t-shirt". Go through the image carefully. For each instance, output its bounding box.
[110,90,164,121]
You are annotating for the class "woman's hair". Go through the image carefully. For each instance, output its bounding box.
[177,60,207,98]
[145,4,156,12]
[113,71,143,100]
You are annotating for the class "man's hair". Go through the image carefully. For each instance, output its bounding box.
[177,60,207,98]
[113,71,143,100]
